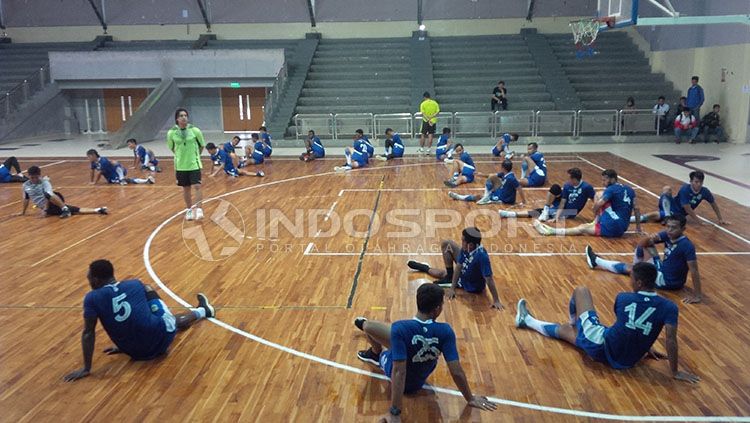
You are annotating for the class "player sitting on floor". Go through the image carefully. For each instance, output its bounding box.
[127,138,161,174]
[335,134,370,172]
[354,129,375,160]
[676,171,728,225]
[63,259,215,382]
[436,127,454,162]
[300,130,325,162]
[515,262,700,383]
[87,149,153,185]
[241,134,267,167]
[491,132,518,160]
[206,143,264,178]
[502,167,595,221]
[519,142,547,187]
[0,156,28,183]
[443,144,476,188]
[533,169,641,237]
[407,227,503,310]
[499,184,560,218]
[631,186,680,224]
[21,166,107,218]
[353,283,497,421]
[222,135,242,165]
[585,214,702,304]
[449,159,526,206]
[375,128,405,161]
[258,126,273,157]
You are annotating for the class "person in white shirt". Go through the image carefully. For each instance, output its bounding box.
[653,96,670,134]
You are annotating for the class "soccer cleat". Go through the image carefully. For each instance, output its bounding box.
[196,293,215,318]
[532,220,555,236]
[585,245,598,269]
[185,208,194,221]
[407,260,430,273]
[147,176,155,184]
[354,316,367,331]
[448,191,462,201]
[195,208,204,220]
[256,171,265,177]
[375,155,387,161]
[515,299,529,328]
[443,179,458,188]
[59,206,72,219]
[97,207,108,215]
[476,195,493,205]
[357,348,380,366]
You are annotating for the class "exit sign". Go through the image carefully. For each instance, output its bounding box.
[230,82,241,88]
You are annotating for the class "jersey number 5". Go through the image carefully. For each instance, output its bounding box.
[112,293,132,322]
[624,303,655,336]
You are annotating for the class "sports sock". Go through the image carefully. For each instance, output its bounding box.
[521,160,528,179]
[629,214,648,223]
[633,246,645,263]
[595,257,629,274]
[501,210,517,217]
[190,307,206,319]
[411,262,430,273]
[462,195,477,202]
[345,154,352,166]
[452,172,459,179]
[524,315,560,339]
[445,267,453,280]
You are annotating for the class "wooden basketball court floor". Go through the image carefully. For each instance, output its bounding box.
[1,152,749,422]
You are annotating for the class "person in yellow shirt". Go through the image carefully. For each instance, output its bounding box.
[419,92,440,155]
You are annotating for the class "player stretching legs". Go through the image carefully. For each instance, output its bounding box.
[300,130,325,162]
[354,283,497,422]
[206,143,264,178]
[407,227,503,309]
[677,171,729,225]
[63,259,215,382]
[586,215,703,304]
[20,166,107,218]
[519,142,546,187]
[0,156,28,183]
[449,160,526,206]
[631,186,679,224]
[443,144,477,188]
[491,132,518,160]
[515,262,699,383]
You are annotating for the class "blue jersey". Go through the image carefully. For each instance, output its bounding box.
[436,134,450,150]
[392,133,405,152]
[0,165,10,183]
[252,141,265,161]
[655,231,696,288]
[83,280,174,360]
[457,246,492,292]
[362,136,375,157]
[562,181,596,216]
[261,132,272,147]
[310,136,325,157]
[529,152,546,175]
[354,139,370,159]
[492,133,512,156]
[658,193,682,219]
[260,133,273,157]
[211,149,236,172]
[600,183,635,223]
[459,152,474,168]
[492,172,520,204]
[223,141,237,154]
[677,183,714,210]
[91,157,124,182]
[604,291,678,369]
[134,145,156,165]
[387,318,459,393]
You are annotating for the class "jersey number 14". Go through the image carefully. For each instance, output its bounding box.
[624,303,655,336]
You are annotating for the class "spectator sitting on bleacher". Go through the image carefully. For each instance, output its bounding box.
[491,81,507,111]
[621,97,636,133]
[674,108,698,144]
[699,104,725,144]
[652,96,670,134]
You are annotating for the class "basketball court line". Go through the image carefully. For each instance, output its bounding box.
[303,250,750,257]
[577,155,750,245]
[142,165,750,422]
[347,175,385,308]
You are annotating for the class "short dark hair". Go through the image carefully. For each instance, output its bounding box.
[689,170,705,182]
[259,126,267,131]
[251,133,259,139]
[232,135,240,141]
[682,107,692,113]
[355,129,364,135]
[89,259,115,281]
[442,127,451,134]
[510,133,519,141]
[206,142,217,150]
[126,138,137,144]
[549,184,562,196]
[385,127,393,135]
[86,149,99,157]
[567,167,582,181]
[423,91,431,98]
[454,143,464,150]
[462,227,482,245]
[174,108,188,124]
[679,96,686,100]
[658,96,665,101]
[691,76,699,81]
[713,104,720,108]
[665,214,687,228]
[632,262,657,290]
[498,80,505,85]
[501,160,513,172]
[28,165,41,176]
[308,130,315,135]
[416,283,444,314]
[601,169,618,180]
[527,142,538,149]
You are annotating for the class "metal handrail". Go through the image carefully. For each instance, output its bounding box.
[293,113,335,140]
[263,61,288,123]
[0,64,51,121]
[576,109,619,136]
[373,113,413,139]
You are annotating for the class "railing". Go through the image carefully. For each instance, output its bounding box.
[263,61,288,123]
[292,109,669,139]
[0,64,51,121]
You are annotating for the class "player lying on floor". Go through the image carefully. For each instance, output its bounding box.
[20,166,107,218]
[206,143,264,178]
[87,149,153,185]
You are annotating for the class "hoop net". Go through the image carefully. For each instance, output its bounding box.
[570,16,615,59]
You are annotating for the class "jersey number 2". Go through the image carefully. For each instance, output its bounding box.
[112,293,132,322]
[624,303,655,336]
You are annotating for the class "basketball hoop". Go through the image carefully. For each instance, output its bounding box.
[570,16,615,59]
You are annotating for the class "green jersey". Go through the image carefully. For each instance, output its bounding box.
[167,124,205,171]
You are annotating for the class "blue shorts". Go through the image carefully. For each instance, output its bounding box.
[575,310,608,364]
[526,168,546,187]
[252,153,265,164]
[596,213,628,238]
[379,350,425,394]
[352,150,368,166]
[136,299,177,360]
[461,164,475,183]
[491,146,502,157]
[436,147,449,159]
[312,150,325,158]
[225,168,240,177]
[263,147,272,157]
[392,145,404,158]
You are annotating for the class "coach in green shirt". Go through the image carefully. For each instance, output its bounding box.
[419,92,440,155]
[167,108,205,221]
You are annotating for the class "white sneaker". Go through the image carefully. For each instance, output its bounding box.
[538,209,550,222]
[185,208,194,221]
[256,170,265,177]
[476,195,494,205]
[147,175,155,184]
[426,148,432,155]
[195,208,204,220]
[448,191,461,200]
[334,165,352,173]
[505,151,515,160]
[443,158,453,164]
[418,147,424,153]
[375,155,387,161]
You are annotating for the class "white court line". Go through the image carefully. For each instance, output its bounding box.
[577,155,750,246]
[324,201,338,222]
[38,160,67,168]
[141,168,750,422]
[304,250,750,257]
[340,187,605,193]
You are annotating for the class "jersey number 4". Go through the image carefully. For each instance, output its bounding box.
[112,293,132,322]
[624,303,655,336]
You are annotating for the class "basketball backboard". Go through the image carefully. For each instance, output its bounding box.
[597,0,639,29]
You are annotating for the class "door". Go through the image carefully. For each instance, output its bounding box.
[103,89,148,133]
[221,88,266,132]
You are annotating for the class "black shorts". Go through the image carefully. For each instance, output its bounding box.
[421,121,436,135]
[175,170,202,187]
[45,191,80,216]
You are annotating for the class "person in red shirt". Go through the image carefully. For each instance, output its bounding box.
[673,108,698,144]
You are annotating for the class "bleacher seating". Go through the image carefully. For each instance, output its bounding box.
[0,42,90,94]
